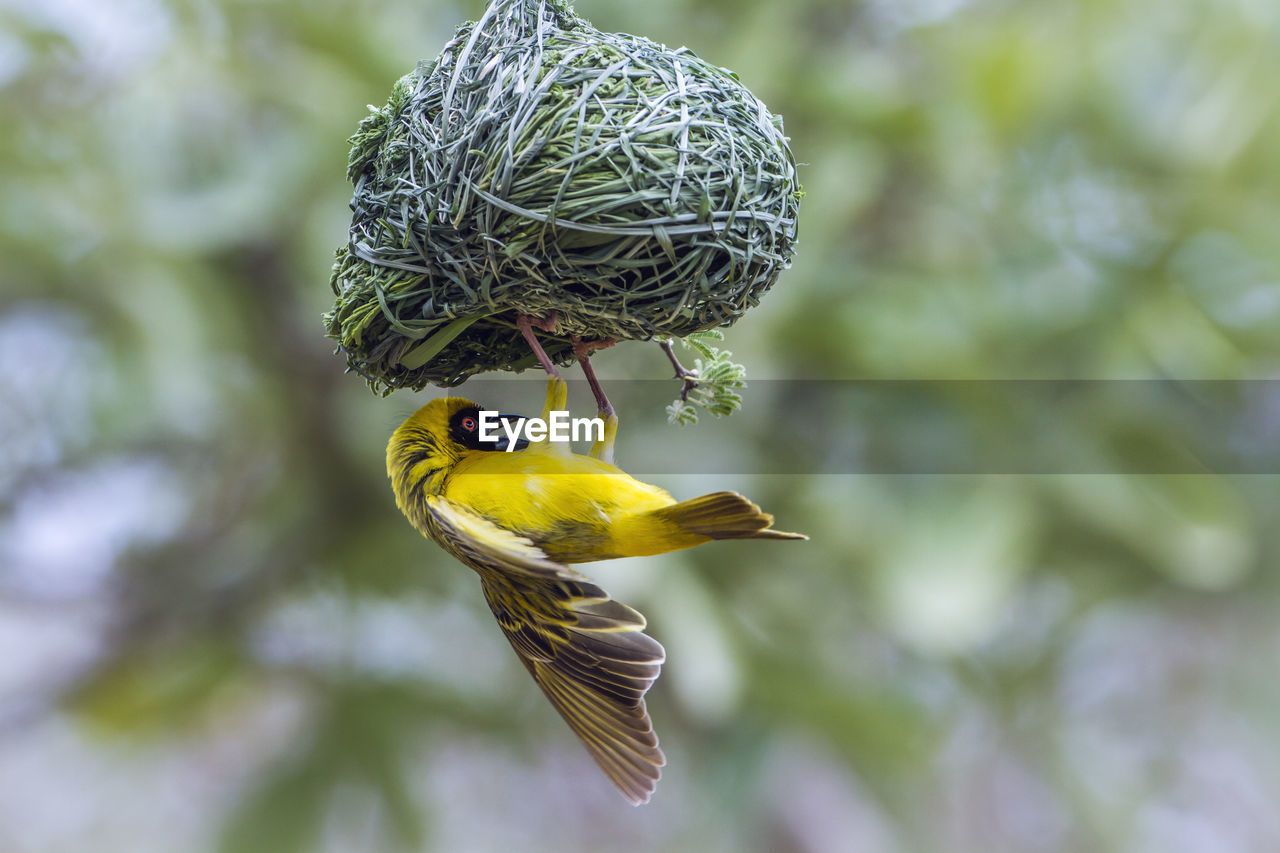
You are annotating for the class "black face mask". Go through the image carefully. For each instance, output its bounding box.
[449,406,529,452]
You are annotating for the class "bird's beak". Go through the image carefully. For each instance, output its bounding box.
[491,413,530,452]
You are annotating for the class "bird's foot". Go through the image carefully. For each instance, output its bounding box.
[572,336,616,360]
[525,311,558,334]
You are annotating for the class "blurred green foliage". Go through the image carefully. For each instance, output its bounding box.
[1,1,1279,852]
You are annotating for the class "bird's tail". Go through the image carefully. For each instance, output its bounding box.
[648,491,808,542]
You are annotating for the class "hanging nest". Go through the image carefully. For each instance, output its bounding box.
[325,0,801,392]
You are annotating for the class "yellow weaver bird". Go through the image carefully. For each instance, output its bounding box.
[387,370,805,804]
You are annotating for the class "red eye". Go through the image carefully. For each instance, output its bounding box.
[461,416,477,432]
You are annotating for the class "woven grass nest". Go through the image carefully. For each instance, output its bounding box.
[326,0,801,392]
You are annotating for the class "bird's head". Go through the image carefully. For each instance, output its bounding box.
[387,397,528,500]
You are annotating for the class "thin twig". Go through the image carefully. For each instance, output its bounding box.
[658,339,699,402]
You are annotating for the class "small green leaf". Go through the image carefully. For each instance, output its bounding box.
[667,400,698,424]
[666,332,747,425]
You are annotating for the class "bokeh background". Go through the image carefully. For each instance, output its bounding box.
[3,0,1280,851]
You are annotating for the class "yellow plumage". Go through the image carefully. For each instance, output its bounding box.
[387,377,804,803]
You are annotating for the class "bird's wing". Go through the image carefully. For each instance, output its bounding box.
[424,495,579,580]
[425,496,667,804]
